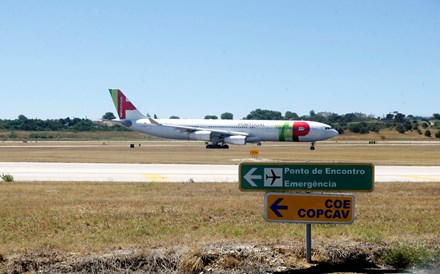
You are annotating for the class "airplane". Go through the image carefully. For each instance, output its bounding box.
[108,89,338,150]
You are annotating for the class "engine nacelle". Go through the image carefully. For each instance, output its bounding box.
[224,135,247,145]
[188,130,212,141]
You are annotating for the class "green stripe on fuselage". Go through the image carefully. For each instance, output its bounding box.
[278,122,293,141]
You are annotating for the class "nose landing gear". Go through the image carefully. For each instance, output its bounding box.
[310,142,315,150]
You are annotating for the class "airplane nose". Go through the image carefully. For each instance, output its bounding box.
[331,129,339,137]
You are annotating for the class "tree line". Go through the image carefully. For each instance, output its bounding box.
[198,110,440,137]
[1,111,440,138]
[0,115,128,132]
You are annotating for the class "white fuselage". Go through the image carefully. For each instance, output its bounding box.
[108,89,338,148]
[127,118,338,144]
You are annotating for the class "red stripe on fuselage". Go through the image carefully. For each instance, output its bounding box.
[293,121,310,142]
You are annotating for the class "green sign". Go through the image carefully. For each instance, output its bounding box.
[239,162,374,192]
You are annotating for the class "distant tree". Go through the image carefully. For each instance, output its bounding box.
[435,130,440,139]
[310,114,328,123]
[18,114,28,121]
[412,123,419,131]
[403,121,412,131]
[368,123,381,133]
[327,113,341,123]
[102,112,116,120]
[169,116,180,119]
[284,111,299,120]
[396,125,405,134]
[246,109,283,120]
[421,122,429,129]
[221,112,233,120]
[425,130,431,137]
[341,113,358,123]
[393,113,405,123]
[154,114,158,119]
[71,120,95,131]
[309,110,316,117]
[348,122,369,134]
[385,113,394,120]
[204,115,218,120]
[433,113,440,120]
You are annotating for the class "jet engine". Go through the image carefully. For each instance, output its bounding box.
[189,130,212,141]
[224,135,247,145]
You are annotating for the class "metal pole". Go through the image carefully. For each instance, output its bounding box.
[306,223,312,263]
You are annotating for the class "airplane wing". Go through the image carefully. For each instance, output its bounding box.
[148,117,251,137]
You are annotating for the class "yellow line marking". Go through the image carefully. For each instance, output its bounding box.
[402,175,440,182]
[144,174,169,182]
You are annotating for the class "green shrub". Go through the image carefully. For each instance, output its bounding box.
[383,244,431,269]
[396,125,405,134]
[1,173,14,182]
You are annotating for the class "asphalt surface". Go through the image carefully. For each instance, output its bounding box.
[1,162,440,183]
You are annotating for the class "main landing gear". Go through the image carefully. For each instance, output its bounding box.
[206,143,230,149]
[310,142,315,151]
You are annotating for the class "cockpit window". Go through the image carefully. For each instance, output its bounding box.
[325,127,332,130]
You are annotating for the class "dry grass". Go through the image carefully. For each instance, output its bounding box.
[1,140,440,165]
[0,182,438,256]
[1,135,439,271]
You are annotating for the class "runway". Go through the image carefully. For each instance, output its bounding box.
[1,162,440,183]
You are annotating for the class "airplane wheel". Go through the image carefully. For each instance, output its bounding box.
[310,146,315,151]
[222,145,229,149]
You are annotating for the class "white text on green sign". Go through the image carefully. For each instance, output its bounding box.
[239,163,374,192]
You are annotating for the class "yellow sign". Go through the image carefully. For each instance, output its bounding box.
[249,149,260,158]
[265,193,355,224]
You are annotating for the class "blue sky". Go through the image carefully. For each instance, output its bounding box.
[1,1,439,120]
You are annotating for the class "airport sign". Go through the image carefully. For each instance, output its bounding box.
[265,192,355,224]
[239,162,374,192]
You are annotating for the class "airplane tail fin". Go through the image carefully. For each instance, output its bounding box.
[109,89,146,120]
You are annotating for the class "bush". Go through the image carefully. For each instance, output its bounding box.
[435,131,440,139]
[1,173,14,182]
[348,122,370,134]
[396,125,405,134]
[425,130,431,137]
[383,244,432,269]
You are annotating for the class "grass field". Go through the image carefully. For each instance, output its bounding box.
[1,181,438,252]
[1,140,440,165]
[0,181,439,272]
[1,137,439,272]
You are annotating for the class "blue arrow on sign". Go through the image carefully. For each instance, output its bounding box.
[270,198,288,217]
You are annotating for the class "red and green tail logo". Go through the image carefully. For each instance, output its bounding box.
[109,89,137,119]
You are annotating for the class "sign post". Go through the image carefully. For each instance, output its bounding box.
[265,192,355,263]
[239,162,373,263]
[306,224,312,263]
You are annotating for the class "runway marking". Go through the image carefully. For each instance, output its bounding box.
[144,174,169,182]
[401,175,440,182]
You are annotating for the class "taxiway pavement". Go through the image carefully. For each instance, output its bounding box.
[1,162,440,183]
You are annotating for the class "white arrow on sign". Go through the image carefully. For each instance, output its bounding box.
[244,168,262,187]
